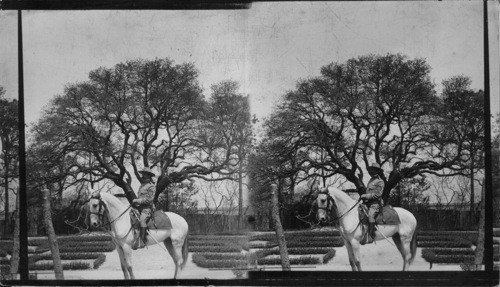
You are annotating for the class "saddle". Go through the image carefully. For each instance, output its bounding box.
[358,204,401,225]
[358,204,400,245]
[130,209,173,230]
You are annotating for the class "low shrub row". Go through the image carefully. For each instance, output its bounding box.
[418,237,471,248]
[28,253,107,270]
[262,247,333,256]
[323,249,336,264]
[419,231,477,236]
[190,245,243,253]
[192,253,248,269]
[0,242,12,256]
[30,261,92,271]
[199,253,248,261]
[257,256,320,265]
[30,252,104,262]
[421,249,474,264]
[417,236,456,242]
[0,264,10,274]
[249,230,341,242]
[58,235,113,242]
[287,239,344,248]
[0,258,9,264]
[424,248,473,256]
[293,236,340,241]
[188,240,233,247]
[59,242,115,253]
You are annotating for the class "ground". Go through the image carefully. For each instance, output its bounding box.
[34,238,460,280]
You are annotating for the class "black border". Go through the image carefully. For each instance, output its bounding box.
[2,1,498,286]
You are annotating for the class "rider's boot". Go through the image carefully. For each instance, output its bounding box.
[367,222,376,243]
[133,227,147,249]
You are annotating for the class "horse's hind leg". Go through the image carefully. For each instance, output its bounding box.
[164,238,179,279]
[392,233,408,271]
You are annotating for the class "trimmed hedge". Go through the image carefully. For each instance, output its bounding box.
[323,249,336,263]
[93,254,106,269]
[422,249,474,264]
[0,264,10,274]
[59,241,115,253]
[425,248,473,256]
[417,236,456,242]
[189,240,233,247]
[30,252,104,262]
[192,253,248,269]
[190,245,242,253]
[258,256,320,265]
[249,230,341,242]
[262,248,333,256]
[287,239,344,248]
[0,258,9,264]
[198,253,248,261]
[29,253,107,270]
[30,261,91,271]
[418,237,471,248]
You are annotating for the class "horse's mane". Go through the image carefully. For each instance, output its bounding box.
[328,186,356,204]
[100,192,128,209]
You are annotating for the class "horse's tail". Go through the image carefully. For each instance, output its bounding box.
[409,222,418,265]
[180,226,189,270]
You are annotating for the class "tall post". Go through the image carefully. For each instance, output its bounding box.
[482,0,493,272]
[17,8,29,280]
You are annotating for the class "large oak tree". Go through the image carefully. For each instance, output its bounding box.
[30,58,251,207]
[253,54,484,203]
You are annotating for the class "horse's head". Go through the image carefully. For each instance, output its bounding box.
[313,185,336,224]
[88,190,107,229]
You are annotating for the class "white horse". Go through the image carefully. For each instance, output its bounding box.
[88,190,189,279]
[315,186,418,271]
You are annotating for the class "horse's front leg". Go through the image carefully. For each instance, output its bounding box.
[343,238,358,271]
[350,239,362,271]
[116,244,130,279]
[122,243,135,280]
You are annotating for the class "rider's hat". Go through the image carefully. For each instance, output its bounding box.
[367,163,383,173]
[139,167,156,177]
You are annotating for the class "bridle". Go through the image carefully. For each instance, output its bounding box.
[316,190,361,224]
[88,193,132,228]
[89,193,107,222]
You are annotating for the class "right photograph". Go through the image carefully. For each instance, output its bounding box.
[245,0,499,275]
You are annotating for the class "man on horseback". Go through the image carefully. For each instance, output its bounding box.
[360,163,385,243]
[132,167,156,249]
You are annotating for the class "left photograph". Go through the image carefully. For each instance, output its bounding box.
[0,11,20,281]
[13,10,253,280]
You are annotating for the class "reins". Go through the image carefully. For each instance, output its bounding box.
[317,191,362,222]
[90,194,132,228]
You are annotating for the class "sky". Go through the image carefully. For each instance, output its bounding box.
[0,2,499,206]
[0,2,498,127]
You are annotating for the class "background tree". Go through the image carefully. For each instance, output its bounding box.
[440,75,485,213]
[30,59,251,209]
[251,54,484,208]
[205,80,253,229]
[0,87,19,237]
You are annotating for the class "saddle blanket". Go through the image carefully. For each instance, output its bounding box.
[358,204,401,225]
[130,210,172,230]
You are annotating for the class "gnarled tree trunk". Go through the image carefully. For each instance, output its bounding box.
[474,179,485,269]
[9,191,19,274]
[42,188,64,279]
[271,184,290,271]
